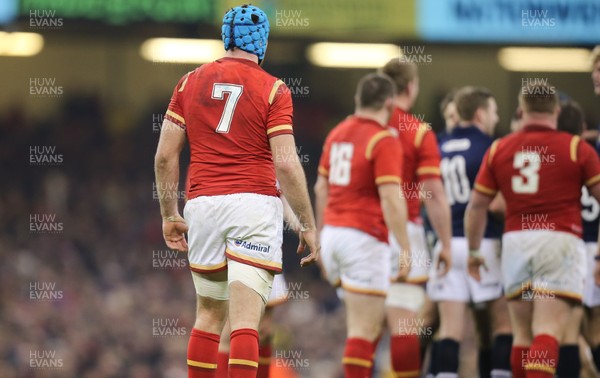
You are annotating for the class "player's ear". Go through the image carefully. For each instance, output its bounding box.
[474,107,485,124]
[385,97,394,112]
[516,107,523,120]
[407,79,416,97]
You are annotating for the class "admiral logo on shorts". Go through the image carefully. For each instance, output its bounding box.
[234,239,270,253]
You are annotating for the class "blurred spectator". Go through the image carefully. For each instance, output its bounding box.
[0,93,345,377]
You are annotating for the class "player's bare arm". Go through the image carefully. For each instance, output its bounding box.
[281,194,303,233]
[588,181,600,285]
[464,190,493,281]
[422,178,452,275]
[313,175,328,231]
[155,119,189,252]
[488,192,506,219]
[378,183,411,281]
[270,134,319,267]
[312,175,329,275]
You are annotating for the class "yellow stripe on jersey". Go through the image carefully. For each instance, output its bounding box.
[225,249,283,270]
[268,79,284,104]
[178,72,191,92]
[365,130,393,160]
[375,175,401,185]
[318,166,329,177]
[266,124,293,135]
[416,166,441,176]
[570,135,580,162]
[166,110,185,125]
[474,183,496,196]
[586,174,600,187]
[229,359,259,368]
[414,123,429,148]
[187,359,217,369]
[487,140,500,166]
[342,357,372,368]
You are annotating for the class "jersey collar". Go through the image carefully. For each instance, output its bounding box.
[521,119,556,131]
[351,115,387,129]
[216,57,261,68]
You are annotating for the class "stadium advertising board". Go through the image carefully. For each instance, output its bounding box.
[418,0,600,43]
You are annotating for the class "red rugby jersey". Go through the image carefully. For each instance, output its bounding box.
[166,57,293,199]
[318,115,403,242]
[388,107,442,223]
[475,122,600,236]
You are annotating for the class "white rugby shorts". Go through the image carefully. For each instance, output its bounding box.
[320,226,391,296]
[501,230,586,302]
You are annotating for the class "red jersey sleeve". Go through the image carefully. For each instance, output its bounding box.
[415,127,442,180]
[266,80,294,138]
[164,72,190,129]
[474,140,500,196]
[370,132,403,186]
[575,136,600,188]
[318,136,331,178]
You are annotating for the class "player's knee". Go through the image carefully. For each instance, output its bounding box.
[348,321,382,341]
[228,260,274,304]
[193,295,228,333]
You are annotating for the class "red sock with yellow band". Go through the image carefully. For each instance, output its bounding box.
[229,328,259,378]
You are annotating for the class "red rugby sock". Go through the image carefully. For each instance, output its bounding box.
[229,328,259,378]
[188,328,220,378]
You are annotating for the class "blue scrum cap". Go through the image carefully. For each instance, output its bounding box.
[222,4,270,64]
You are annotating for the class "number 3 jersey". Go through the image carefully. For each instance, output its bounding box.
[474,122,600,237]
[318,116,404,242]
[439,125,502,238]
[165,57,294,199]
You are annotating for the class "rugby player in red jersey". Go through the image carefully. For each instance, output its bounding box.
[380,59,452,377]
[154,5,318,377]
[466,83,600,378]
[314,73,411,378]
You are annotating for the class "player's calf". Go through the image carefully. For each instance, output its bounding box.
[227,262,274,378]
[525,299,573,378]
[386,283,426,377]
[344,291,385,378]
[556,305,583,378]
[188,297,228,378]
[488,297,512,378]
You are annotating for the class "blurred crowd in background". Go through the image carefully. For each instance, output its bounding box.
[0,93,350,377]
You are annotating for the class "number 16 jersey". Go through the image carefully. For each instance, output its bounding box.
[165,57,294,199]
[318,116,403,243]
[475,122,600,237]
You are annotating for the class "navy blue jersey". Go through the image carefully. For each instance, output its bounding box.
[582,139,600,242]
[439,126,502,238]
